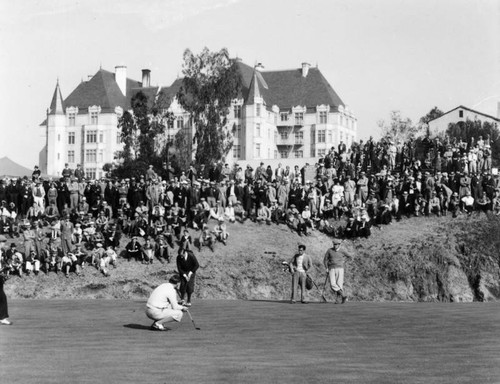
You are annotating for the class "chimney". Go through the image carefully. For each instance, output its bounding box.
[142,69,151,88]
[301,62,311,77]
[115,65,127,96]
[255,63,264,72]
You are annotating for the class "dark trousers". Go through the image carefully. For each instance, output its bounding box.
[0,283,8,320]
[180,274,196,302]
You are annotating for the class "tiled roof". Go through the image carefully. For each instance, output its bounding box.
[64,69,141,113]
[235,61,345,111]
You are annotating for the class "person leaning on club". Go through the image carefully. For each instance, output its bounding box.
[146,274,188,331]
[288,244,312,304]
[176,246,199,307]
[323,239,353,304]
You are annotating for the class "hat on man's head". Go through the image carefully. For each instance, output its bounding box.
[333,239,342,245]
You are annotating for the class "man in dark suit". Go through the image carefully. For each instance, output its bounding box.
[176,247,199,307]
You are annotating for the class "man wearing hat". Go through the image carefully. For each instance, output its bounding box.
[288,244,312,304]
[323,239,353,304]
[125,236,142,262]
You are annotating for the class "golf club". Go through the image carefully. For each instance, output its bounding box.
[186,309,201,330]
[312,278,327,302]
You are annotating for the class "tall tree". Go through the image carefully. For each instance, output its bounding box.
[419,106,444,126]
[377,111,421,142]
[116,90,174,178]
[177,47,242,166]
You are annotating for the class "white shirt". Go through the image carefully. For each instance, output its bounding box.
[147,283,182,310]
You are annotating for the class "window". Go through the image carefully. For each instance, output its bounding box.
[116,131,121,144]
[167,119,174,129]
[340,132,343,142]
[233,145,241,159]
[274,150,278,159]
[267,148,270,158]
[319,111,328,124]
[86,131,97,143]
[318,149,326,157]
[280,150,288,158]
[57,134,60,142]
[234,105,242,119]
[167,134,175,143]
[256,104,261,117]
[459,110,464,118]
[295,131,303,144]
[57,153,60,160]
[327,130,332,143]
[90,111,99,125]
[295,112,304,125]
[68,112,76,126]
[255,143,261,158]
[99,132,104,143]
[86,168,96,180]
[68,132,75,145]
[99,150,104,162]
[255,123,261,137]
[268,128,271,139]
[85,149,97,162]
[294,150,303,158]
[318,130,326,143]
[67,150,74,163]
[280,131,288,140]
[280,112,289,122]
[236,124,242,139]
[274,131,278,142]
[177,116,184,129]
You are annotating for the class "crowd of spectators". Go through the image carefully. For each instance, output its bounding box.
[0,134,499,279]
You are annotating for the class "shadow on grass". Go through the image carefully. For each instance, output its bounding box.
[123,323,153,331]
[247,299,328,304]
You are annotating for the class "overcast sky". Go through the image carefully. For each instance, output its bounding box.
[0,0,499,168]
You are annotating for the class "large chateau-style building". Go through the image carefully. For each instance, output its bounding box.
[39,60,357,177]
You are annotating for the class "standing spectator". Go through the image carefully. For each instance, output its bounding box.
[0,271,12,325]
[288,244,312,304]
[176,247,199,307]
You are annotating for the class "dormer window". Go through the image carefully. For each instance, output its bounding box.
[90,111,99,125]
[280,112,289,122]
[68,112,76,126]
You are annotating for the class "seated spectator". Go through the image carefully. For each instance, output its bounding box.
[142,238,154,264]
[213,218,228,245]
[224,202,236,223]
[198,224,214,252]
[154,235,171,263]
[256,202,271,225]
[428,191,441,217]
[476,191,491,215]
[125,236,142,262]
[461,192,474,215]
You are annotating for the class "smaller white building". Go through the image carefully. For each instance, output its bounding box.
[428,105,500,136]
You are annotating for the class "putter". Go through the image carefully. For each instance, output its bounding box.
[186,309,201,330]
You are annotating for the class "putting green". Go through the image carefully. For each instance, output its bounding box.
[0,300,498,383]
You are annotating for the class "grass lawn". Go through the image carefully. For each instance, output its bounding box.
[1,300,499,383]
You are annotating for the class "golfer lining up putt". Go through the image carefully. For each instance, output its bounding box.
[146,274,188,331]
[324,239,353,304]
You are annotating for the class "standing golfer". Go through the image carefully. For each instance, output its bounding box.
[176,247,199,307]
[146,274,187,331]
[289,244,312,304]
[324,239,353,304]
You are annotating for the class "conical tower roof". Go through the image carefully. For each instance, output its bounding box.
[48,80,65,115]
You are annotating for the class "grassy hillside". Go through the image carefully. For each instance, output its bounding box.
[5,213,500,302]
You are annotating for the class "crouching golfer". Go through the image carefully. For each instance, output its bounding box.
[146,274,188,331]
[323,239,353,304]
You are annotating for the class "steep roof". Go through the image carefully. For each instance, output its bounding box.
[48,81,65,115]
[64,69,141,113]
[428,105,500,124]
[235,61,345,110]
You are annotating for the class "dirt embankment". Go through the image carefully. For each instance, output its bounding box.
[5,215,500,302]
